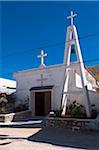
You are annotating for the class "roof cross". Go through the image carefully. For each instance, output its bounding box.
[37,50,47,68]
[67,11,77,25]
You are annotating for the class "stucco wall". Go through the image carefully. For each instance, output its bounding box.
[0,78,16,88]
[14,64,66,111]
[88,91,99,111]
[14,63,99,114]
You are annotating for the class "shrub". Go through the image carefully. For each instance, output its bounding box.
[14,96,29,113]
[66,101,86,118]
[0,94,8,114]
[7,94,16,103]
[14,103,28,113]
[0,107,7,114]
[91,104,98,118]
[66,101,98,119]
[53,109,62,117]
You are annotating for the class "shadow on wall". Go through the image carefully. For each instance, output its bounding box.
[28,127,99,149]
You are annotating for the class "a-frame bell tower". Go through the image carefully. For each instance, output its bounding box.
[61,11,91,117]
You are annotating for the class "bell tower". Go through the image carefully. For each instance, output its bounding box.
[61,11,91,117]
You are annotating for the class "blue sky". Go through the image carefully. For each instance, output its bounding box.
[0,1,99,79]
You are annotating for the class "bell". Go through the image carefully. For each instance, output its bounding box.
[71,48,75,54]
[71,45,75,54]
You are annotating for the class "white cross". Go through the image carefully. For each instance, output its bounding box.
[37,50,47,68]
[37,74,48,86]
[67,11,77,25]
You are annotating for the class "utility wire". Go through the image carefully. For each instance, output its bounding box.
[1,57,99,76]
[0,31,99,60]
[1,31,99,77]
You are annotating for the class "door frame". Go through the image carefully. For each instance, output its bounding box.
[30,89,53,116]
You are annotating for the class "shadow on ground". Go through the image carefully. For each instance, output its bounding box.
[0,141,12,145]
[28,127,99,150]
[0,134,27,146]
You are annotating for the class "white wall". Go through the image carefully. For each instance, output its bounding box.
[14,64,65,110]
[0,78,16,94]
[0,78,16,88]
[14,63,99,114]
[88,91,99,111]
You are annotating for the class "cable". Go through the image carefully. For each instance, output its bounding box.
[0,42,64,59]
[0,31,99,60]
[1,31,99,77]
[1,57,99,76]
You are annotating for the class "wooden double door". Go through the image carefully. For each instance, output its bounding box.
[35,91,51,116]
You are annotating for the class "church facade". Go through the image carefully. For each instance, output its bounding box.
[13,11,99,117]
[13,62,99,116]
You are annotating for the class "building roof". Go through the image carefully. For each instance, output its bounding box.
[13,62,78,77]
[86,66,99,82]
[0,78,16,88]
[0,78,16,94]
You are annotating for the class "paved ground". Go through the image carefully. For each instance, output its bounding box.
[0,121,99,150]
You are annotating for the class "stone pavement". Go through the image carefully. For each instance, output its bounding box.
[0,120,99,150]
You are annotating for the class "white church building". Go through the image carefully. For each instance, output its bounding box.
[13,11,99,117]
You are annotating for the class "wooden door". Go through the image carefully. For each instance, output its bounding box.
[44,91,51,115]
[35,92,44,116]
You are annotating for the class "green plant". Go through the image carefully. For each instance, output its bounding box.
[14,96,29,113]
[53,109,62,117]
[14,103,28,112]
[66,101,86,118]
[91,104,98,118]
[7,94,16,103]
[0,95,8,114]
[0,107,7,114]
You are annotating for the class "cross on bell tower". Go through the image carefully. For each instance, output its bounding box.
[67,11,77,25]
[37,50,47,68]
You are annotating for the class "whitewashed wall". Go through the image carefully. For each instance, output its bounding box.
[0,78,16,88]
[14,63,99,114]
[0,78,16,94]
[14,64,65,111]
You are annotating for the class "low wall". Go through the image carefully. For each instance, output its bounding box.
[45,117,99,131]
[0,111,32,123]
[0,113,15,123]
